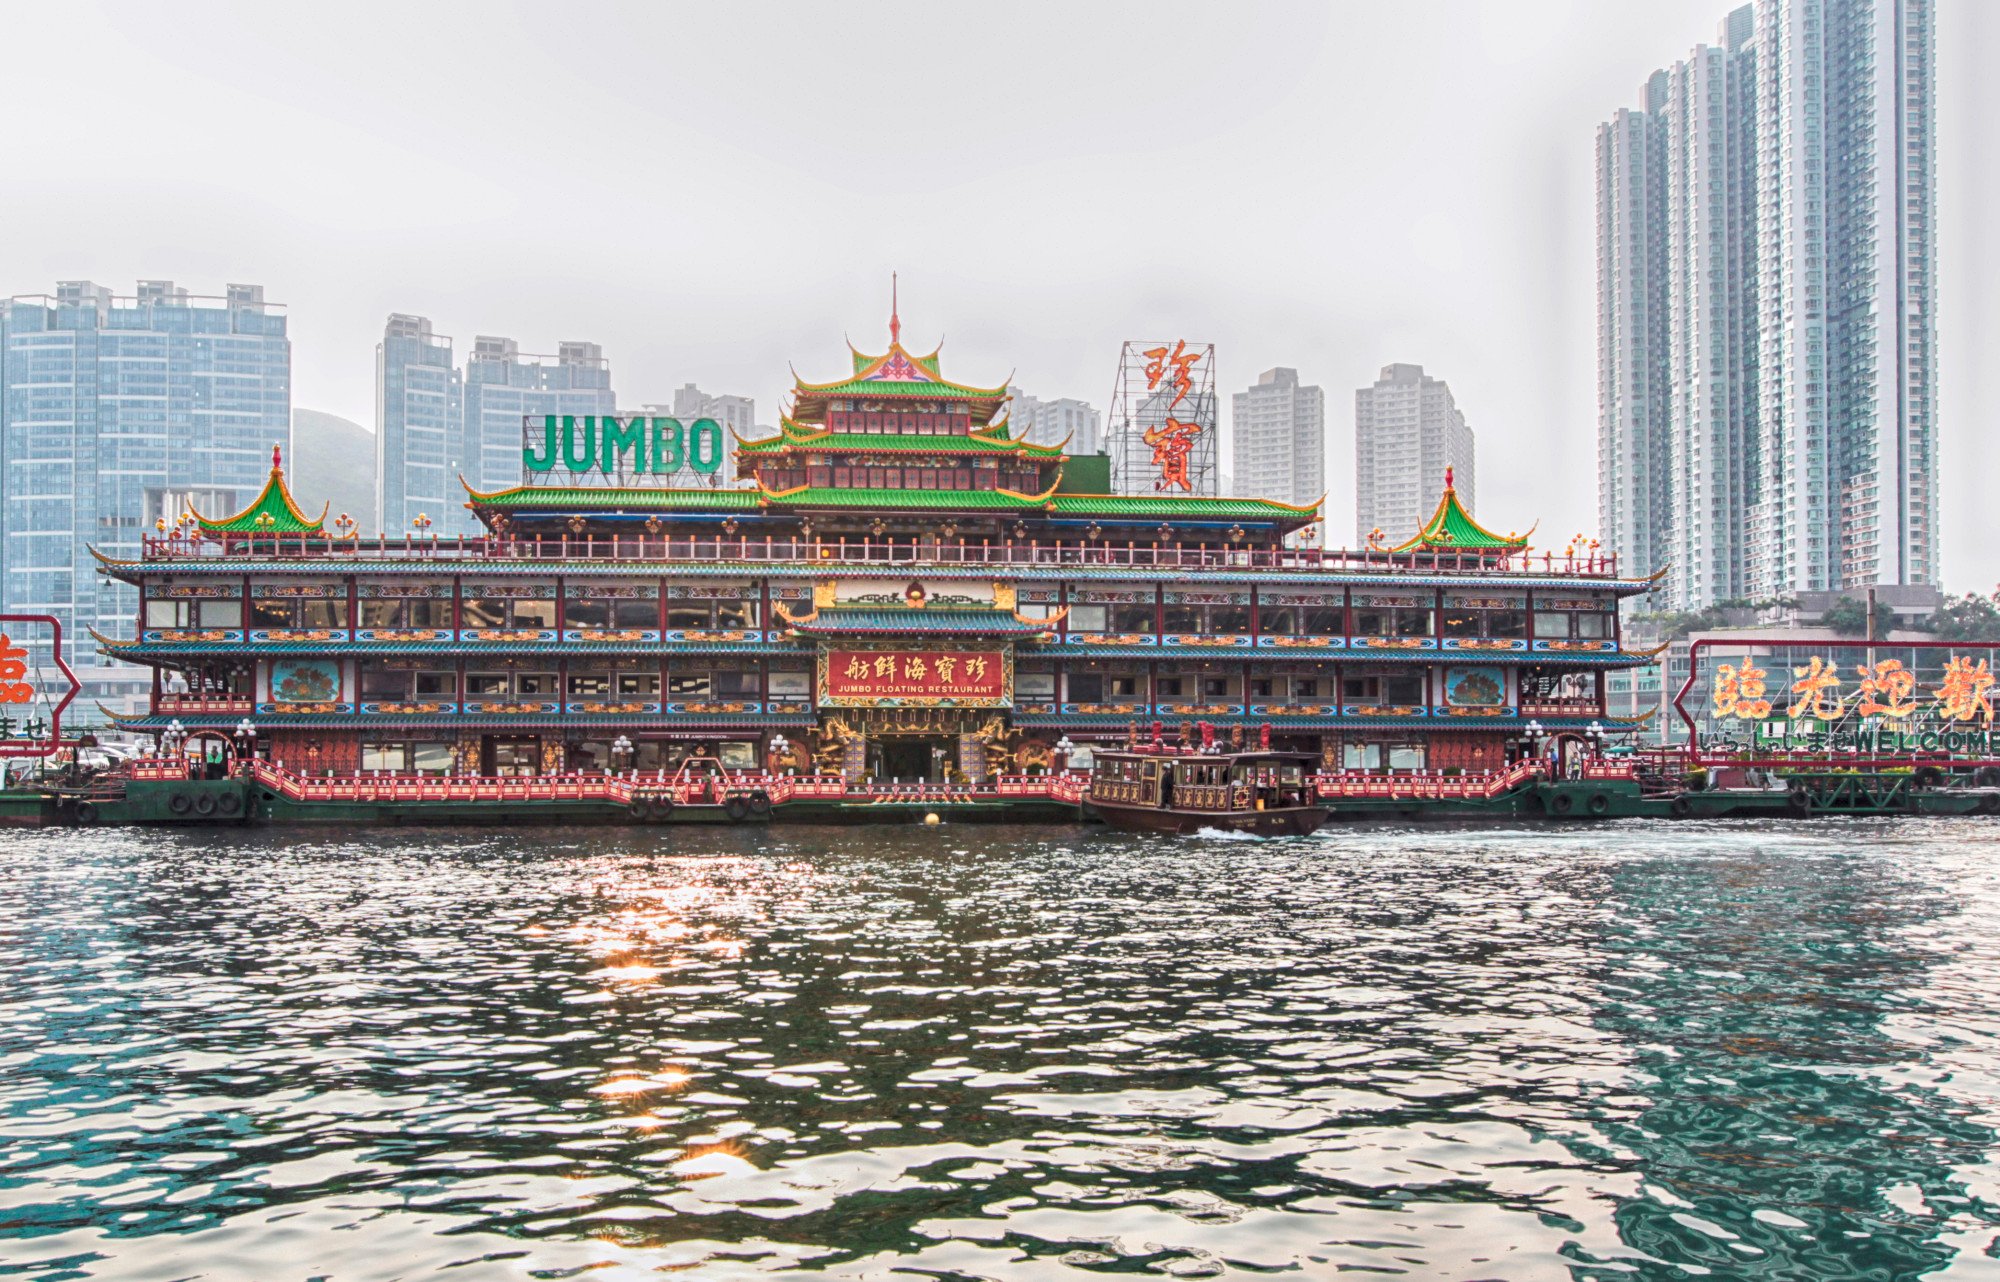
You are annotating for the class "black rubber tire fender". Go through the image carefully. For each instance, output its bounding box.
[724,795,750,823]
[1978,793,2000,815]
[1669,795,1693,818]
[1549,792,1575,816]
[73,801,98,825]
[216,791,243,817]
[1586,793,1611,817]
[193,793,218,817]
[168,792,194,816]
[1914,765,1945,789]
[628,799,650,821]
[748,791,772,816]
[649,797,674,824]
[1974,765,2000,789]
[1788,786,1812,813]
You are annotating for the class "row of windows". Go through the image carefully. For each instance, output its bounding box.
[146,597,762,630]
[356,666,807,701]
[1055,603,1614,640]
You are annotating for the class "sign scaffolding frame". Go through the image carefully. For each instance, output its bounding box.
[1105,340,1218,497]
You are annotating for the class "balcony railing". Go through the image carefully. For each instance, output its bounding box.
[156,694,254,715]
[138,531,1624,579]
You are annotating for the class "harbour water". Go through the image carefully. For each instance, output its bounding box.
[3,820,1998,1280]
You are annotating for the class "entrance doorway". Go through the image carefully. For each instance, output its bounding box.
[875,736,952,783]
[483,736,541,777]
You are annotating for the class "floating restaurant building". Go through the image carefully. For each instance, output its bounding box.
[93,312,1659,800]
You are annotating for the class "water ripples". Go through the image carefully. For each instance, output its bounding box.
[2,820,1998,1278]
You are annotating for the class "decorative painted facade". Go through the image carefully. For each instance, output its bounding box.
[94,311,1658,788]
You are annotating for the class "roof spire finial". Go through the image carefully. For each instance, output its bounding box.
[1444,465,1454,490]
[272,443,283,472]
[889,270,900,347]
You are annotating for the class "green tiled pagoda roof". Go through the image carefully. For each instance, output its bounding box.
[193,448,328,535]
[793,341,1009,402]
[1047,494,1318,521]
[466,480,1317,523]
[735,419,1063,457]
[466,484,766,510]
[1389,473,1529,552]
[783,606,1047,636]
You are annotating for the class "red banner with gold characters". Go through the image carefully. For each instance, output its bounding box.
[820,649,1010,707]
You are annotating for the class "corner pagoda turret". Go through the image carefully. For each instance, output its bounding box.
[188,446,330,539]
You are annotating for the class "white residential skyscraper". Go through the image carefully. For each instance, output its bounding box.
[1006,387,1103,456]
[1354,364,1475,545]
[1229,369,1323,511]
[1597,0,1936,607]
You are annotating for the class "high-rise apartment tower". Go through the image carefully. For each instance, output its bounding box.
[1230,368,1324,514]
[1597,0,1935,606]
[0,280,291,708]
[1354,363,1476,545]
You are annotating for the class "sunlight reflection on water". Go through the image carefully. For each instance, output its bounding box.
[2,819,1998,1279]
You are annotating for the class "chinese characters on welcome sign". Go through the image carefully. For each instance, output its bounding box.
[1714,654,1996,724]
[1140,341,1203,493]
[0,632,31,704]
[0,631,49,742]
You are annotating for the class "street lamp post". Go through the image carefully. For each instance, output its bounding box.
[769,733,791,776]
[612,734,634,773]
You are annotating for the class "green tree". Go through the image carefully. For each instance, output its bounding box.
[1820,596,1895,637]
[1927,590,2000,642]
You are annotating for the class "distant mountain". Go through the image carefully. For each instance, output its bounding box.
[292,409,377,534]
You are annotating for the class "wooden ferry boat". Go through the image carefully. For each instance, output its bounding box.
[1087,748,1327,836]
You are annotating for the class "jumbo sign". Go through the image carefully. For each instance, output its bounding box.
[523,415,726,480]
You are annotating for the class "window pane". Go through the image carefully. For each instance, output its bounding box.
[1257,607,1297,635]
[251,600,293,628]
[461,598,505,629]
[196,599,241,627]
[1110,604,1155,633]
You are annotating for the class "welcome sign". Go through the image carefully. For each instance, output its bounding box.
[522,415,726,482]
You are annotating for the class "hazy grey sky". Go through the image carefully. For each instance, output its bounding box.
[9,1,1995,588]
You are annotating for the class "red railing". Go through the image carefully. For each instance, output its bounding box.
[1311,759,1549,801]
[242,760,1090,807]
[140,531,1623,579]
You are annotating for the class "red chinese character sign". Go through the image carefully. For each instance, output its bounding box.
[819,648,1011,708]
[1142,418,1203,493]
[1107,340,1218,496]
[0,615,82,757]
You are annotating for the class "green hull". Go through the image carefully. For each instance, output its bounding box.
[16,774,1994,829]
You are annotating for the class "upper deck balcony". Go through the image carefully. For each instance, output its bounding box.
[133,531,1626,580]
